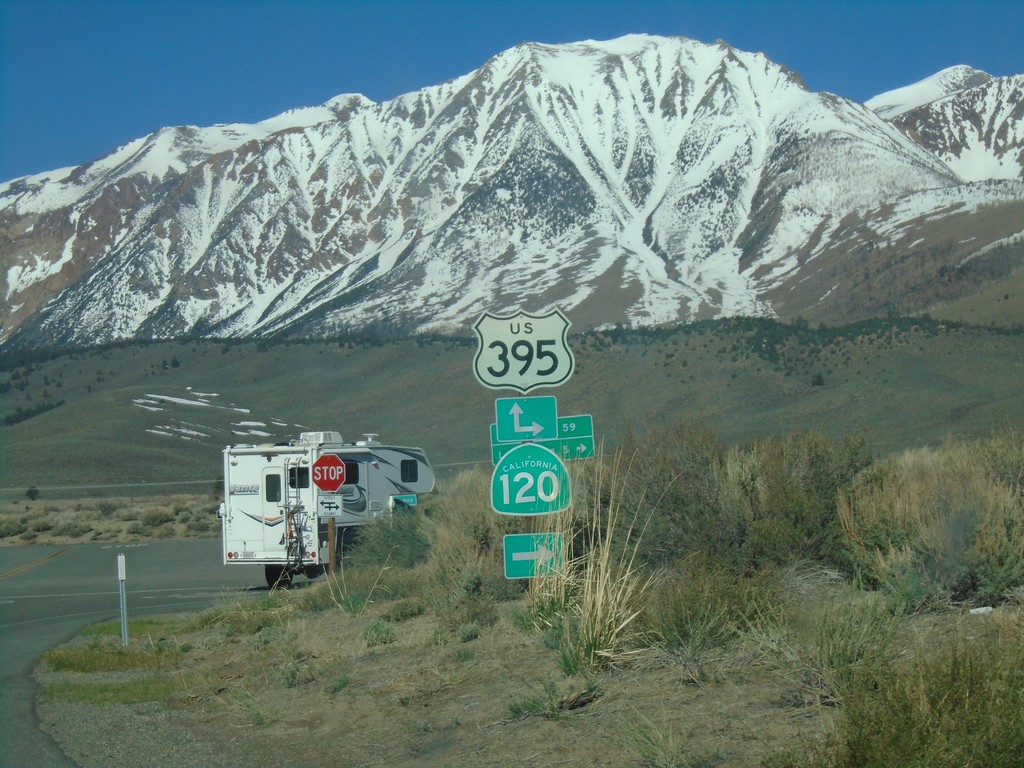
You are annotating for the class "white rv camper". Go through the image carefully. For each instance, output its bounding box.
[220,431,435,587]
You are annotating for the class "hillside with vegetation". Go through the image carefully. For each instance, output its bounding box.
[6,309,1023,764]
[1,315,1022,502]
[31,423,1024,766]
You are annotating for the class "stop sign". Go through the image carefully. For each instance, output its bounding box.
[312,454,346,492]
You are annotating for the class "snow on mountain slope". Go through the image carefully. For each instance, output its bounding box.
[866,65,993,119]
[765,179,1024,324]
[0,35,1020,351]
[889,74,1024,182]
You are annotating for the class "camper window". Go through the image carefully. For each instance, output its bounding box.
[265,474,282,502]
[289,467,309,489]
[401,459,418,483]
[344,461,359,484]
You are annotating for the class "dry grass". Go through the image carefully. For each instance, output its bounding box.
[27,425,1024,766]
[528,447,660,674]
[839,430,1024,607]
[0,493,220,545]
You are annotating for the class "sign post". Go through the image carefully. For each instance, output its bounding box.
[117,553,128,647]
[474,306,590,579]
[328,520,336,576]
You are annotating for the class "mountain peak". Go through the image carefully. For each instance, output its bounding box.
[0,39,1020,351]
[865,65,993,119]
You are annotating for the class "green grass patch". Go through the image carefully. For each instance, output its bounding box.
[39,676,184,704]
[43,640,186,672]
[79,617,190,637]
[506,679,565,721]
[362,618,397,647]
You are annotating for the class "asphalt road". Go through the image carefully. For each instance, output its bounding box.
[0,539,265,768]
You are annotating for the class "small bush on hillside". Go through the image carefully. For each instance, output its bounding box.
[614,421,723,568]
[29,517,54,532]
[715,430,872,572]
[53,519,92,538]
[380,597,426,623]
[362,618,397,647]
[424,468,523,632]
[788,613,1024,767]
[0,516,28,538]
[186,514,215,534]
[97,501,119,518]
[614,423,872,573]
[327,558,424,614]
[839,433,1024,608]
[347,510,430,569]
[141,509,175,527]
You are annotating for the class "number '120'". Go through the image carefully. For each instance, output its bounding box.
[497,470,561,505]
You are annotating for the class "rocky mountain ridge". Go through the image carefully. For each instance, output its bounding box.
[1,34,1021,351]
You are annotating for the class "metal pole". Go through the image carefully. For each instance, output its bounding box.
[117,553,128,647]
[328,518,336,576]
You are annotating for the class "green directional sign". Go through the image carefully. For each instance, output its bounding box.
[556,414,595,459]
[490,419,595,464]
[558,414,593,439]
[503,532,564,579]
[494,396,558,443]
[554,435,595,460]
[491,442,571,515]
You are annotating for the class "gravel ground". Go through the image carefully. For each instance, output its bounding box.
[36,699,229,768]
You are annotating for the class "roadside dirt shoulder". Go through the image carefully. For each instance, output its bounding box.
[34,597,835,768]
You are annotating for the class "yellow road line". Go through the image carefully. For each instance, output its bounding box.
[1,547,70,579]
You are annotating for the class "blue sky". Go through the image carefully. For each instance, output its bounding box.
[1,0,1021,182]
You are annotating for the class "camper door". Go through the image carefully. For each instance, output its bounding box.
[261,466,287,552]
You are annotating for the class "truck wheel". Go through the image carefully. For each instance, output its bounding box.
[304,565,324,580]
[265,565,291,589]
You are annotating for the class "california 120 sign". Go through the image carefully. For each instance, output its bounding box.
[473,308,575,393]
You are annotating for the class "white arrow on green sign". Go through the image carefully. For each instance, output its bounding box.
[490,415,595,464]
[490,442,571,515]
[503,533,564,579]
[494,396,558,442]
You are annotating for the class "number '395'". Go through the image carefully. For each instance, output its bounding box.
[486,339,560,378]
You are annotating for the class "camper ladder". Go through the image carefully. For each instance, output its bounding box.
[282,457,308,572]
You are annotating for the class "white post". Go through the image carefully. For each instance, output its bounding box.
[117,553,128,647]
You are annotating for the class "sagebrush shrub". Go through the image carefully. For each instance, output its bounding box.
[839,434,1024,607]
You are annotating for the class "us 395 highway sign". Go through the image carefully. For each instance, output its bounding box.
[472,308,575,393]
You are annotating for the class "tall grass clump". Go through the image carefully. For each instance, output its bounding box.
[531,448,658,674]
[641,555,782,662]
[802,593,902,705]
[839,430,1024,609]
[789,612,1024,767]
[423,466,524,632]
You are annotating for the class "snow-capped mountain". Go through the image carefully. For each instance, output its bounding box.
[889,74,1024,182]
[1,35,1021,351]
[864,65,994,119]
